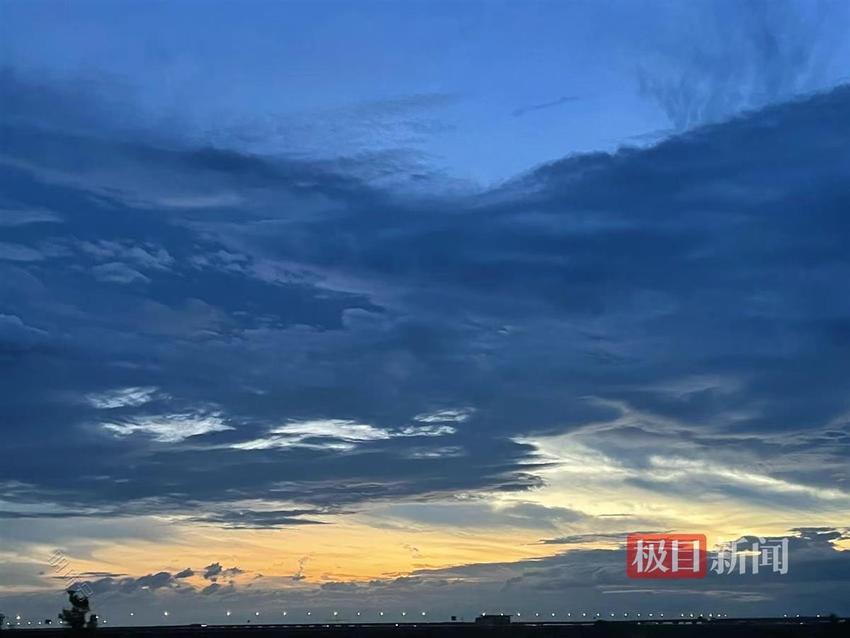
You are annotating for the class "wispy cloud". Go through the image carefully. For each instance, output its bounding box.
[231,418,456,451]
[102,412,232,443]
[512,95,580,117]
[0,207,62,226]
[86,387,158,409]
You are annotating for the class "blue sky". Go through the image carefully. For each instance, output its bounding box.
[5,0,849,183]
[2,0,850,626]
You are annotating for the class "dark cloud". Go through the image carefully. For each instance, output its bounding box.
[202,563,243,582]
[1,71,850,585]
[3,69,850,524]
[540,532,667,546]
[202,563,223,581]
[77,571,125,579]
[85,571,177,595]
[189,509,328,529]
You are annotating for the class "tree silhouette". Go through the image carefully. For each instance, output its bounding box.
[58,589,96,630]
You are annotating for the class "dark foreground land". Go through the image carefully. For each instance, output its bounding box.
[8,618,848,638]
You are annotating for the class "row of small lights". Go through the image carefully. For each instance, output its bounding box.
[7,611,827,625]
[8,616,113,626]
[184,611,809,619]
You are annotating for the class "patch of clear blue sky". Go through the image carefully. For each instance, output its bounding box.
[3,0,849,185]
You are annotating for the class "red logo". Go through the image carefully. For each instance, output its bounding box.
[627,533,706,579]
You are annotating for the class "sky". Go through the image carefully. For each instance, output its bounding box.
[2,0,850,626]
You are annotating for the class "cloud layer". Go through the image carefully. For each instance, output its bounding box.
[1,66,850,616]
